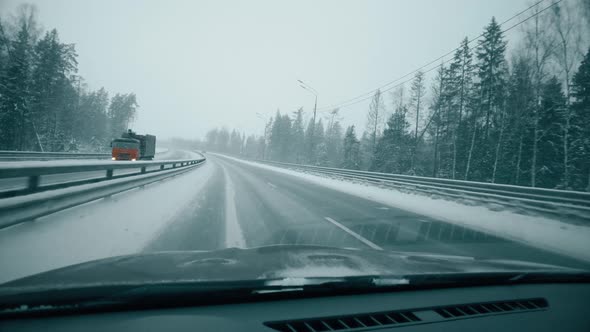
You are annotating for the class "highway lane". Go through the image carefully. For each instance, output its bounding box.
[145,154,589,269]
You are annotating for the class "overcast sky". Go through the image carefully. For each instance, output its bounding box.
[1,0,531,140]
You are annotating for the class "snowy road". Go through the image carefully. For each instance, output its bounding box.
[1,152,588,284]
[145,154,587,268]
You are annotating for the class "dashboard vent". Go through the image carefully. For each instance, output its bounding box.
[265,310,421,332]
[264,298,547,332]
[434,298,548,319]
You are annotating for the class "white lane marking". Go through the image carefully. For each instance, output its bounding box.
[376,206,389,210]
[223,167,246,248]
[324,217,383,250]
[267,182,277,189]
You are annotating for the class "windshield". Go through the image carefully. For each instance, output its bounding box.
[0,0,589,306]
[112,140,139,149]
[112,139,139,149]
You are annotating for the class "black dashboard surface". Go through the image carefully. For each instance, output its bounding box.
[1,283,589,332]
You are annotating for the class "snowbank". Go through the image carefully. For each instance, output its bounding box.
[219,155,590,264]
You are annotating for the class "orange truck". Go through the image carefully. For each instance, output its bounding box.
[111,130,156,161]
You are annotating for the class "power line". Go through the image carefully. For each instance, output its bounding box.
[317,0,552,111]
[316,0,559,112]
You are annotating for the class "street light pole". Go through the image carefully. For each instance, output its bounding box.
[298,80,318,163]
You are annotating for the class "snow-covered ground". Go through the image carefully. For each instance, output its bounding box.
[219,155,590,264]
[0,159,214,283]
[155,147,169,154]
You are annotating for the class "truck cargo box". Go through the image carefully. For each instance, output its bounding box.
[140,134,156,160]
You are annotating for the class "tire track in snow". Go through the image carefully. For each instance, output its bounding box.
[221,165,246,248]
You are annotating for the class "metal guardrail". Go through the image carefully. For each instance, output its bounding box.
[254,159,590,220]
[0,158,206,229]
[0,150,111,161]
[0,159,204,198]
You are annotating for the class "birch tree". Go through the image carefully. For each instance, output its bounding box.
[525,6,555,187]
[549,2,586,188]
[447,37,475,179]
[364,89,385,167]
[408,71,426,172]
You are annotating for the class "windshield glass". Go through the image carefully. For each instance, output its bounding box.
[0,0,589,303]
[112,140,139,149]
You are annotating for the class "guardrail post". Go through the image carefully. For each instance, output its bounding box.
[141,166,146,174]
[28,175,40,191]
[106,169,113,179]
[172,163,176,168]
[160,165,164,170]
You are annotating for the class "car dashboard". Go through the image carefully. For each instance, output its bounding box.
[1,282,589,331]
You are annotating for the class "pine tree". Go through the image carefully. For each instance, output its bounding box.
[304,117,315,163]
[74,88,109,151]
[216,127,230,152]
[502,56,535,185]
[261,116,273,159]
[0,20,9,137]
[313,119,326,165]
[342,125,361,169]
[428,65,450,178]
[291,108,305,163]
[243,134,258,158]
[229,129,242,154]
[359,131,372,170]
[0,19,34,150]
[325,120,343,167]
[537,76,566,188]
[571,48,590,191]
[371,105,412,173]
[31,29,78,151]
[476,17,507,139]
[205,128,219,150]
[268,111,292,161]
[269,110,283,160]
[0,5,140,153]
[281,113,293,161]
[465,17,507,181]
